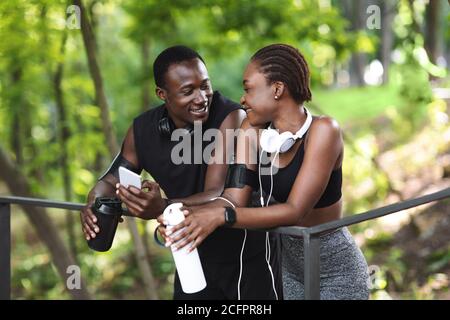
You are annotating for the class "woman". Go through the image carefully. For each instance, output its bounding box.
[163,44,369,300]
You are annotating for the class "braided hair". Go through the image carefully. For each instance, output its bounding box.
[251,44,312,104]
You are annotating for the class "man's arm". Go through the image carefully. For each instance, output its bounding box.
[115,124,168,219]
[170,108,246,206]
[81,125,143,240]
[117,108,244,224]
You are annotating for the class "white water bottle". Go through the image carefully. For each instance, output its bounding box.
[163,203,207,293]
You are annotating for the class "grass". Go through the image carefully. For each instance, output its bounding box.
[311,83,402,124]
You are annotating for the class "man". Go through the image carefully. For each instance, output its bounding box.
[80,45,281,299]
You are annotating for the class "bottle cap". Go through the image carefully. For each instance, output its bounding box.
[163,202,185,226]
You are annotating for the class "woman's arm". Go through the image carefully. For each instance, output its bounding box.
[233,116,343,228]
[161,117,258,242]
[170,108,246,206]
[171,117,260,212]
[168,117,343,250]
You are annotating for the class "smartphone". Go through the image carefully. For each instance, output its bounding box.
[118,166,142,189]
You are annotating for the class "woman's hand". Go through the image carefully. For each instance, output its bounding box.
[165,206,225,252]
[155,214,169,243]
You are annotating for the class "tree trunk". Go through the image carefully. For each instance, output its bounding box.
[10,111,22,166]
[73,0,117,157]
[342,0,366,86]
[22,106,45,184]
[141,220,152,263]
[9,65,44,184]
[39,5,77,260]
[141,37,151,112]
[127,218,158,299]
[380,0,395,84]
[74,0,158,299]
[88,0,99,51]
[140,37,153,265]
[424,0,439,65]
[53,32,78,262]
[10,68,23,166]
[351,0,365,86]
[0,146,91,300]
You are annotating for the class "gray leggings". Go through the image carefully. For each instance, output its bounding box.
[281,227,369,300]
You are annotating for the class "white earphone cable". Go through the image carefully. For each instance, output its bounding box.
[258,149,265,207]
[210,196,246,300]
[265,231,278,300]
[256,108,312,300]
[210,196,236,208]
[258,148,280,300]
[237,229,247,300]
[267,151,279,207]
[266,151,279,300]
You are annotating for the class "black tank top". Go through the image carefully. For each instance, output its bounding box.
[133,91,266,262]
[260,128,342,209]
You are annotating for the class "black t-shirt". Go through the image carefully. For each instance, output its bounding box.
[133,91,265,262]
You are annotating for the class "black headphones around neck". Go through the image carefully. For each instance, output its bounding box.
[157,108,194,138]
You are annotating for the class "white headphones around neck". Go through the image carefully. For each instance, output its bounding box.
[259,106,312,154]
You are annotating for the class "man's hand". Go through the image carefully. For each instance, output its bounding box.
[116,180,166,220]
[80,204,99,241]
[80,200,124,240]
[155,214,169,245]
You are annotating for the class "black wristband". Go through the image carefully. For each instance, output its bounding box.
[153,225,166,247]
[224,164,258,189]
[98,149,141,181]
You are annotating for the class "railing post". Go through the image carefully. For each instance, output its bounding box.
[304,232,320,300]
[0,203,11,300]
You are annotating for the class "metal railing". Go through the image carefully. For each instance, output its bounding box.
[1,187,450,300]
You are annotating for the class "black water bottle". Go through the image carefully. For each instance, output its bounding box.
[87,197,123,252]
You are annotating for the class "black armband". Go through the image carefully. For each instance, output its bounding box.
[98,152,140,181]
[224,164,258,189]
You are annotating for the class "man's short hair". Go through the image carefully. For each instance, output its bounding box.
[153,45,205,89]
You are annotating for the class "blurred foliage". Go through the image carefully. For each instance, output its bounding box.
[1,0,449,300]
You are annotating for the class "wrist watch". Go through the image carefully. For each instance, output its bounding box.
[224,206,236,227]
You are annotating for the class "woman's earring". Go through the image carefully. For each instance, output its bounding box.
[274,95,278,100]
